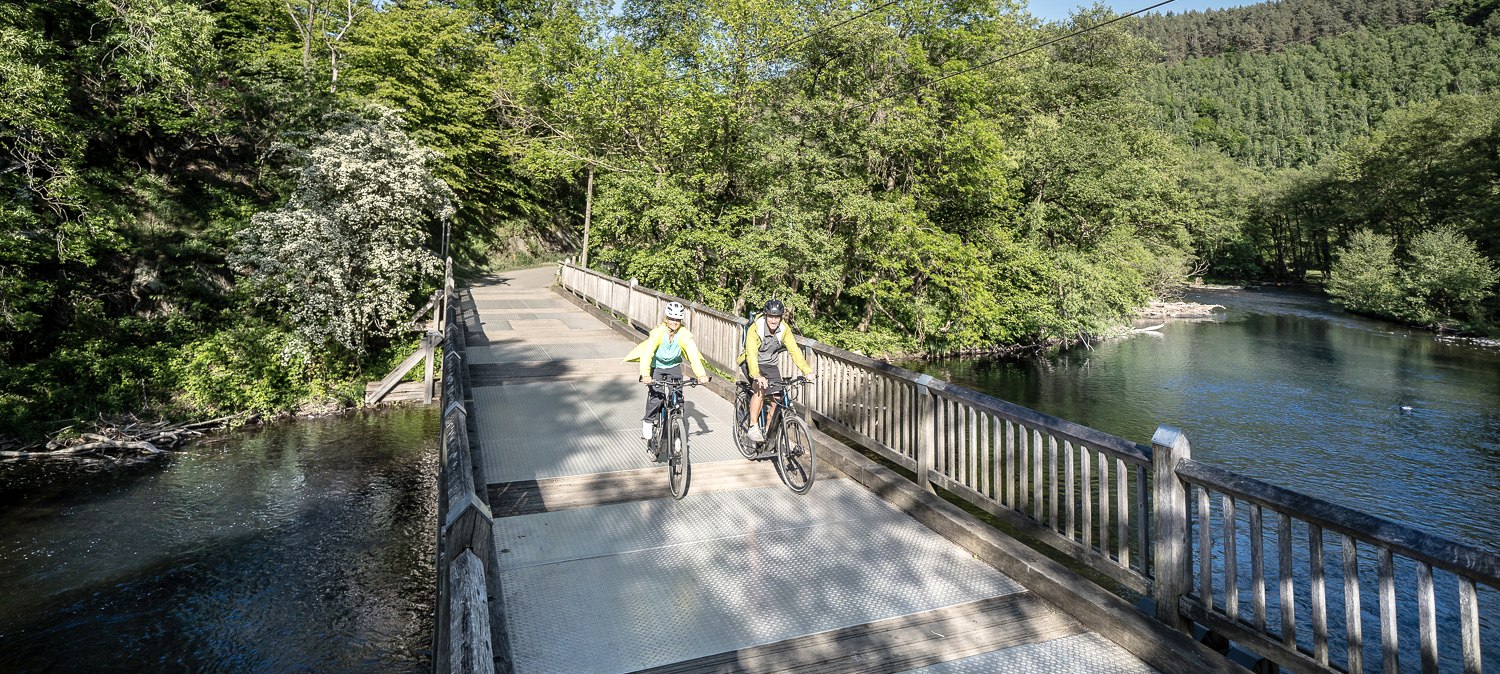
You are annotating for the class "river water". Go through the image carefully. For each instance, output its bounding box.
[902,288,1500,669]
[903,287,1500,552]
[0,407,437,673]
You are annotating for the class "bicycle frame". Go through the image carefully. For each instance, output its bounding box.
[753,378,805,439]
[648,378,697,443]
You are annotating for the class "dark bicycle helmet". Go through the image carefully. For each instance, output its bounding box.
[762,299,785,316]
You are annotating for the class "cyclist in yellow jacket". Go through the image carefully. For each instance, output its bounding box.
[627,301,709,440]
[738,299,813,442]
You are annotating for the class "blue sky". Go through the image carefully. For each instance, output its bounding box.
[1025,0,1264,23]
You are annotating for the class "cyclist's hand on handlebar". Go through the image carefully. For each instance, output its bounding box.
[755,375,768,389]
[639,375,651,385]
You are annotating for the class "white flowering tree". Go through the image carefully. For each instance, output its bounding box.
[232,108,455,357]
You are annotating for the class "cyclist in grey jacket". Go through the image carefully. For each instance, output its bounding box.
[737,299,814,442]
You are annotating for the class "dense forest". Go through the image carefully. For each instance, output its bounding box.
[1140,21,1500,168]
[1130,0,1499,327]
[2,0,1497,442]
[1131,0,1448,60]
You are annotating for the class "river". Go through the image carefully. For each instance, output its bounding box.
[0,407,437,672]
[901,287,1500,552]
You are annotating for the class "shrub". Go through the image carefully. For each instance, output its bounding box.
[1328,230,1404,316]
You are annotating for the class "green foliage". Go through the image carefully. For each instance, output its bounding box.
[231,108,453,357]
[1130,0,1500,333]
[1328,229,1404,315]
[1329,228,1498,329]
[1227,93,1500,289]
[1403,227,1500,327]
[33,0,1499,440]
[491,0,1205,354]
[173,321,340,416]
[0,0,469,440]
[1140,21,1500,168]
[1131,0,1445,61]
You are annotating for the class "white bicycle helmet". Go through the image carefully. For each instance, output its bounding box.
[664,301,687,320]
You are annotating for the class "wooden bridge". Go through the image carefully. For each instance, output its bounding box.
[421,263,1499,674]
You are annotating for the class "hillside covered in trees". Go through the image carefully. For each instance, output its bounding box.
[1131,0,1500,328]
[1131,0,1447,60]
[1140,17,1500,168]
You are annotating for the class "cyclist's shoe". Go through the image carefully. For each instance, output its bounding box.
[746,426,765,442]
[641,421,654,440]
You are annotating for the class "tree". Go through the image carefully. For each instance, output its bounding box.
[1403,227,1498,327]
[1327,229,1403,315]
[230,108,454,357]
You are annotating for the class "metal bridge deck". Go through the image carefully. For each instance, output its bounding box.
[463,267,1156,674]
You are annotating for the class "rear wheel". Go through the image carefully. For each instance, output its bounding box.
[733,383,757,459]
[667,410,690,499]
[777,416,816,494]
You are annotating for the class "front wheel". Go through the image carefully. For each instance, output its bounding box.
[733,384,757,459]
[776,416,816,495]
[667,411,690,499]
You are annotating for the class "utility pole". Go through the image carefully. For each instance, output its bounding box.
[581,165,594,269]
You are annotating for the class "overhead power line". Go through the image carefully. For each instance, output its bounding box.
[850,0,1177,112]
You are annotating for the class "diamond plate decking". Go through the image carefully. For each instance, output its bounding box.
[460,266,1158,674]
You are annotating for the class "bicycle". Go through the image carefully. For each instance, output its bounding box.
[647,377,701,500]
[734,376,816,494]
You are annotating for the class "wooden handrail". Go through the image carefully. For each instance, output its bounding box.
[432,257,497,674]
[1177,458,1500,587]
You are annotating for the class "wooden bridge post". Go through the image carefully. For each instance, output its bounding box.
[627,278,638,328]
[425,290,441,404]
[915,374,936,494]
[1152,424,1193,632]
[803,347,815,427]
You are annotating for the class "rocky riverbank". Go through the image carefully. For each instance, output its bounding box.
[1136,300,1224,320]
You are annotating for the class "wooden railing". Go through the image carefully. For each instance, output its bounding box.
[558,261,1499,674]
[1160,427,1499,674]
[367,290,443,405]
[433,258,497,674]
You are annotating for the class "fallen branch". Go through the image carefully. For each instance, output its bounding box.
[7,414,236,462]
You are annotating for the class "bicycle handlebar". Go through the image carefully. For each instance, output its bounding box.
[768,376,813,386]
[646,378,705,390]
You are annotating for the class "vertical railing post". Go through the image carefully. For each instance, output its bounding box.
[803,347,814,427]
[915,374,935,494]
[628,278,638,328]
[1152,424,1193,632]
[424,290,440,404]
[441,257,453,328]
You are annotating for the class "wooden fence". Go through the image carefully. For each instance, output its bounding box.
[434,258,498,674]
[558,261,1498,674]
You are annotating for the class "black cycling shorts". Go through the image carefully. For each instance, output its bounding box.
[741,361,782,392]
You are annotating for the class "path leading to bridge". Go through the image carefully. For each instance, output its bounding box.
[462,266,1157,673]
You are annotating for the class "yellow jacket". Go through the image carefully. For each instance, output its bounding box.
[623,323,708,379]
[738,316,811,379]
